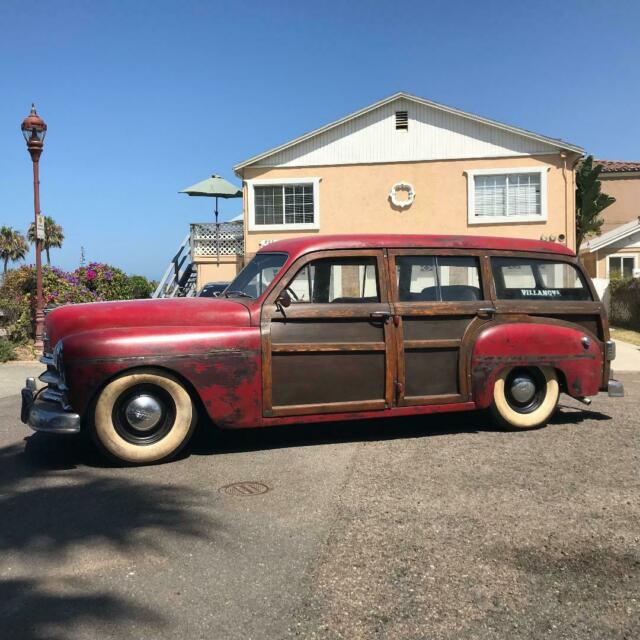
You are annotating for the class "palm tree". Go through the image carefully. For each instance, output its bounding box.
[576,156,616,251]
[28,215,65,264]
[0,226,29,274]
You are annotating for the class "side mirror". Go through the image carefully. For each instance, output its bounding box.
[276,290,292,310]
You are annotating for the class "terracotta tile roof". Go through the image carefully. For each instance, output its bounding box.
[596,159,640,173]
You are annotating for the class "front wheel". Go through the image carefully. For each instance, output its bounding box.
[490,366,559,430]
[92,369,196,465]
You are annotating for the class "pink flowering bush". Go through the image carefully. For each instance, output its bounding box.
[75,262,133,299]
[0,263,154,342]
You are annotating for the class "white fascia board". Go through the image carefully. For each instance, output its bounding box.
[234,92,584,174]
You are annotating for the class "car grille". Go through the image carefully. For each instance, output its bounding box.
[39,352,71,410]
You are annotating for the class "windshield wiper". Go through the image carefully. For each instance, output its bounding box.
[224,290,254,299]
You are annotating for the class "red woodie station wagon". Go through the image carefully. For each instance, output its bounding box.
[21,234,623,465]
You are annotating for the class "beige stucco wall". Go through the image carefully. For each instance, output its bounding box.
[591,245,640,279]
[240,153,577,256]
[195,256,244,289]
[599,175,640,233]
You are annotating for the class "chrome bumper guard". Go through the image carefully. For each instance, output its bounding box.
[608,379,624,398]
[605,340,616,361]
[21,377,81,434]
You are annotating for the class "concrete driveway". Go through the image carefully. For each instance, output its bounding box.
[0,362,43,399]
[612,338,640,371]
[0,365,638,639]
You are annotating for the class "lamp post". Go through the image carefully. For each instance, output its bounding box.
[21,104,47,351]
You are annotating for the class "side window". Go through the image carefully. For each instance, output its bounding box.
[492,257,592,301]
[395,255,481,301]
[285,257,379,303]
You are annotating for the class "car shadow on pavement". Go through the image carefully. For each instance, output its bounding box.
[189,404,612,457]
[0,440,219,640]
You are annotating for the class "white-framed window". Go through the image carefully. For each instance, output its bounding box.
[465,167,548,224]
[247,177,320,231]
[607,254,636,279]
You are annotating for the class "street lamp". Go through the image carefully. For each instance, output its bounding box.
[21,103,47,351]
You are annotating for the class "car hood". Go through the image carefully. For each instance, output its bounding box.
[45,297,251,348]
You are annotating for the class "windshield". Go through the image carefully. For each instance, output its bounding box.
[224,252,288,299]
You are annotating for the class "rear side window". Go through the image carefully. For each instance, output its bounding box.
[396,255,482,301]
[492,257,592,301]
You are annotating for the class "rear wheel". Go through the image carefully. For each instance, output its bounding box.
[92,370,196,464]
[491,366,559,430]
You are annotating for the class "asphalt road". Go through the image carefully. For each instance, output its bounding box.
[0,374,638,640]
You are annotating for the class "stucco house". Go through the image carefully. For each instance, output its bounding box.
[182,92,584,292]
[580,161,640,290]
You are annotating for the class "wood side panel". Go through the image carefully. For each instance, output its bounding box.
[402,393,464,407]
[272,342,385,352]
[270,399,386,418]
[271,318,384,343]
[404,339,461,349]
[402,317,472,340]
[272,352,386,406]
[262,249,394,417]
[404,348,459,396]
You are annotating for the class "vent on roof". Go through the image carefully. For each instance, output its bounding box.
[395,110,408,131]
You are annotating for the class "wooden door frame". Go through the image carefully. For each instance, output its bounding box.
[260,249,396,417]
[387,248,493,406]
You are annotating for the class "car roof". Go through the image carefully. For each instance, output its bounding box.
[257,234,575,260]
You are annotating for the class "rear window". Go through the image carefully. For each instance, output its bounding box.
[491,257,592,301]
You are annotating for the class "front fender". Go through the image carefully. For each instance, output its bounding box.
[62,326,262,428]
[471,321,603,409]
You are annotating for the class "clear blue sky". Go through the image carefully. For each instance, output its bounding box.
[1,0,638,278]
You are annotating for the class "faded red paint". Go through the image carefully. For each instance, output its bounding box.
[260,234,575,259]
[46,297,251,347]
[42,234,611,434]
[471,322,604,408]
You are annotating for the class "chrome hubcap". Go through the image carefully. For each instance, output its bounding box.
[509,376,537,404]
[124,394,163,432]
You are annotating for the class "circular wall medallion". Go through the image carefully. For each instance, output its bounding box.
[389,182,416,209]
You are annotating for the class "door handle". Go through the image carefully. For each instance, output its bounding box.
[370,311,392,323]
[477,307,497,318]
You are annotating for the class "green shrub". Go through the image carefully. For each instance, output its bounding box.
[609,276,640,330]
[0,263,154,342]
[0,338,16,362]
[127,274,155,299]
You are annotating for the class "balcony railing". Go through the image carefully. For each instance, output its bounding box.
[190,222,244,257]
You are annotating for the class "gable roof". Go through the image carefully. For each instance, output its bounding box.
[583,217,640,253]
[597,159,640,174]
[234,92,583,173]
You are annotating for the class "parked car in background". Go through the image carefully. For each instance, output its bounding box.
[198,282,230,297]
[21,234,622,465]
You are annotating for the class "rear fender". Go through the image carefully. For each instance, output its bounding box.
[471,321,603,409]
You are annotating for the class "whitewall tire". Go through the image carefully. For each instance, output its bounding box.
[92,369,196,464]
[491,366,559,430]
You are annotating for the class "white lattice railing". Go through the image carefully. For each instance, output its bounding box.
[190,222,244,257]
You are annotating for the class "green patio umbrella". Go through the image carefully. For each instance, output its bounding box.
[180,174,243,261]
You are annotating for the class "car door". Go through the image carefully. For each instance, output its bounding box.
[261,250,396,417]
[388,249,493,406]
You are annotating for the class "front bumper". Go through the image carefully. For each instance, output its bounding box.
[21,378,81,434]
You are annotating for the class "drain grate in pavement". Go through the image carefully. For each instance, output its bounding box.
[219,481,271,497]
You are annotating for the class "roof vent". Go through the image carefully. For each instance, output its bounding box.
[395,110,408,131]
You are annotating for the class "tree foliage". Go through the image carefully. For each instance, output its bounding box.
[27,215,65,264]
[0,263,155,343]
[0,226,28,274]
[576,156,616,250]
